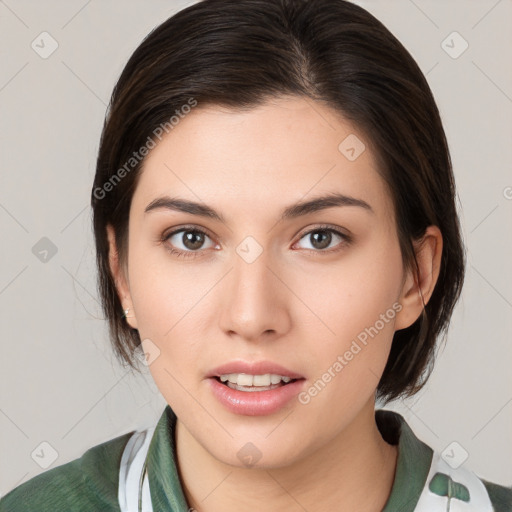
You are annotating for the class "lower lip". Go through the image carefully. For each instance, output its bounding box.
[208,377,305,416]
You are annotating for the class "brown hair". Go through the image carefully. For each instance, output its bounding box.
[91,0,465,403]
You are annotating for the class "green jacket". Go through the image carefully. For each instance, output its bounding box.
[1,406,511,511]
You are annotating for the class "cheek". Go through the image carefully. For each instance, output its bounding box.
[294,238,403,401]
[303,237,403,345]
[127,233,198,336]
[125,239,193,360]
[128,255,208,408]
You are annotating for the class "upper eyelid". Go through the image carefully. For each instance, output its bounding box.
[296,224,349,238]
[163,225,214,242]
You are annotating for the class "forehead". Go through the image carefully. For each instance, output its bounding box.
[132,96,393,222]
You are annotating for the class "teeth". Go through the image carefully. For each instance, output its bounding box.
[218,373,293,387]
[270,374,282,384]
[238,373,253,386]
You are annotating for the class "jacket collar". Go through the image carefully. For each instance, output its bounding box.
[146,405,189,510]
[145,405,433,510]
[377,409,434,511]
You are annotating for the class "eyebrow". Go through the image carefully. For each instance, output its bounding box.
[144,192,374,223]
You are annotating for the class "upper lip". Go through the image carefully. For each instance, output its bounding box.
[208,361,304,380]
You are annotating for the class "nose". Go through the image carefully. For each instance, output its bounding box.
[217,241,291,343]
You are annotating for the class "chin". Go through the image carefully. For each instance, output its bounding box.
[197,429,312,471]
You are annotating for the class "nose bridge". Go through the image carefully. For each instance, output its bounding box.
[232,234,275,309]
[219,234,289,340]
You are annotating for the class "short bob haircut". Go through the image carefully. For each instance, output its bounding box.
[91,0,465,403]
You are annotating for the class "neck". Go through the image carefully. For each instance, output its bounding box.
[176,397,398,512]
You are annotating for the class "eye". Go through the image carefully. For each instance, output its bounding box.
[294,225,351,253]
[161,224,352,259]
[162,226,217,258]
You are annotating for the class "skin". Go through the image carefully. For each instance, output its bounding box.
[107,95,442,511]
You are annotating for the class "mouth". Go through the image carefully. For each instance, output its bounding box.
[214,373,301,392]
[206,362,306,416]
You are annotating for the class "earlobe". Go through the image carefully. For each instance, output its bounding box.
[394,226,443,331]
[106,224,138,330]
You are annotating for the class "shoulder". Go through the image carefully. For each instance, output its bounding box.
[417,451,512,511]
[376,409,512,511]
[480,479,512,512]
[0,431,134,512]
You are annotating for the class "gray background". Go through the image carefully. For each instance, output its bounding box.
[1,0,511,496]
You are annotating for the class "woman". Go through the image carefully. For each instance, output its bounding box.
[1,0,510,510]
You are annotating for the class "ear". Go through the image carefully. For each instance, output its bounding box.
[394,225,443,331]
[106,224,138,330]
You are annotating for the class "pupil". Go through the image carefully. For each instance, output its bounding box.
[184,231,204,250]
[312,231,331,249]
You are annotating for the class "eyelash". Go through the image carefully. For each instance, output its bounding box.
[161,224,352,260]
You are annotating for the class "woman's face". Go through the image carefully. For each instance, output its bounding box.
[111,96,416,467]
